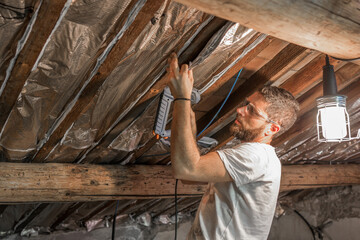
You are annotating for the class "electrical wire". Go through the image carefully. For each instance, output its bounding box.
[196,68,243,138]
[174,179,179,240]
[294,209,316,240]
[111,200,120,240]
[330,56,360,62]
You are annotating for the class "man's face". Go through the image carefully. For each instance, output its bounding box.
[230,92,270,142]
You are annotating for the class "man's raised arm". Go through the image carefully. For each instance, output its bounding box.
[168,53,232,182]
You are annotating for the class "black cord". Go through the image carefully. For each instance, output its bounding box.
[331,56,360,62]
[175,179,178,240]
[294,209,316,240]
[112,200,120,240]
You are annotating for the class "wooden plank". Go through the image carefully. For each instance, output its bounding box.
[32,0,164,163]
[50,202,85,230]
[175,0,360,61]
[280,55,343,97]
[1,162,359,203]
[79,201,115,224]
[0,163,206,203]
[196,35,274,106]
[0,0,67,130]
[196,44,306,139]
[0,0,39,87]
[0,205,7,216]
[280,165,360,191]
[13,203,49,233]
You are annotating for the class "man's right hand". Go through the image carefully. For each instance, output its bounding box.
[167,53,194,99]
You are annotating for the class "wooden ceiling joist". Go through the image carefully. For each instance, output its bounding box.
[0,0,68,130]
[175,0,360,62]
[1,162,360,203]
[32,0,164,163]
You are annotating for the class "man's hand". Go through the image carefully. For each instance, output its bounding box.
[167,53,194,99]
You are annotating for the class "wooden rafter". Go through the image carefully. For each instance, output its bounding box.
[13,203,49,233]
[50,202,85,230]
[175,0,360,62]
[0,0,39,87]
[1,162,360,203]
[0,0,68,130]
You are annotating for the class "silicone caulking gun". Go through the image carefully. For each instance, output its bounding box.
[153,86,201,139]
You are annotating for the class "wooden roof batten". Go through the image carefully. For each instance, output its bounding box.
[174,0,360,64]
[0,0,68,131]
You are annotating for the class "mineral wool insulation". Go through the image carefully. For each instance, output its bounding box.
[0,0,265,163]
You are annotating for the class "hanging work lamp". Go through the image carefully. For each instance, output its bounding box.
[316,55,358,142]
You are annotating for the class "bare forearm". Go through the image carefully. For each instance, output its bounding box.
[190,109,197,138]
[171,101,200,178]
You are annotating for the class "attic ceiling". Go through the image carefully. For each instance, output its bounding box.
[0,0,360,237]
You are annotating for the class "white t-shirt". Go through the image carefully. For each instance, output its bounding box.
[187,142,281,240]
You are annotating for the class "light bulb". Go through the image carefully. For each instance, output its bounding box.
[319,106,347,139]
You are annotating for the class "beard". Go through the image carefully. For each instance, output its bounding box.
[230,120,265,142]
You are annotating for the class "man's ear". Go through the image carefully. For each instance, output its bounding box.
[265,123,280,136]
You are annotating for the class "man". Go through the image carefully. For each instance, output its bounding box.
[168,53,299,240]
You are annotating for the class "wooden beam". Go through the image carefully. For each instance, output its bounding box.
[0,0,68,130]
[32,0,164,162]
[1,162,359,203]
[175,0,360,62]
[280,165,360,191]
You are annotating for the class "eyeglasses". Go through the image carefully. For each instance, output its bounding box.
[244,100,279,126]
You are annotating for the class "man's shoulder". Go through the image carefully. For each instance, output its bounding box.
[228,142,275,154]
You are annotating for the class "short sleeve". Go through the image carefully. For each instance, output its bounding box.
[216,143,267,187]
